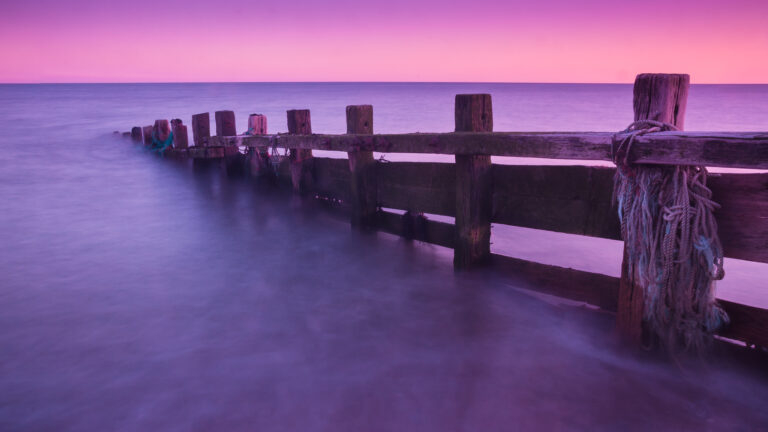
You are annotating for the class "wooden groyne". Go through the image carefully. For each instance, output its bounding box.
[125,74,768,351]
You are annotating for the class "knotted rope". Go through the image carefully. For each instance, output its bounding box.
[613,120,727,351]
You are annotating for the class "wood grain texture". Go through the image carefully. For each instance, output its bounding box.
[287,109,314,193]
[210,131,768,169]
[710,172,768,263]
[633,73,689,129]
[313,158,351,202]
[346,105,377,227]
[215,110,236,136]
[191,113,210,147]
[492,165,620,239]
[376,162,456,216]
[454,94,493,269]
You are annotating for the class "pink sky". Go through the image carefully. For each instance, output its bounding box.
[1,0,767,83]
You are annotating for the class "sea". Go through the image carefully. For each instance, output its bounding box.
[0,83,766,431]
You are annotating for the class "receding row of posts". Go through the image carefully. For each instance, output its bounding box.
[128,73,740,349]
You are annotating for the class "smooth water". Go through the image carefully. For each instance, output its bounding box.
[1,83,767,431]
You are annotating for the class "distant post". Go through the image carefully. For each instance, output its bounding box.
[191,113,210,147]
[171,119,188,149]
[287,109,314,193]
[617,73,690,345]
[142,125,153,146]
[248,114,270,177]
[346,105,377,227]
[454,94,493,269]
[131,127,142,142]
[215,110,237,136]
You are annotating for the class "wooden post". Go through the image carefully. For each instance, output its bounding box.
[247,114,271,177]
[142,126,153,146]
[171,119,188,149]
[617,73,690,345]
[346,105,377,227]
[131,127,142,142]
[191,113,210,147]
[454,94,493,269]
[215,110,237,136]
[152,119,171,143]
[287,109,313,193]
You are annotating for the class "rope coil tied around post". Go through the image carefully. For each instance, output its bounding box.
[150,129,174,154]
[613,120,728,352]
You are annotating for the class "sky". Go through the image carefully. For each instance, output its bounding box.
[1,0,767,83]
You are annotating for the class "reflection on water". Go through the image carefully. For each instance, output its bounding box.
[1,84,767,430]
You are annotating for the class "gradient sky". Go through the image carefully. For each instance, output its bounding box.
[1,0,767,83]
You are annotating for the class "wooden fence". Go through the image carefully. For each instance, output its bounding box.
[129,73,768,350]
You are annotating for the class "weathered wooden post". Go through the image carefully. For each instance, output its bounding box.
[142,126,153,146]
[171,119,188,149]
[215,110,237,137]
[131,127,142,142]
[191,113,210,147]
[346,105,377,227]
[247,114,271,177]
[454,94,493,269]
[287,109,314,193]
[617,73,690,345]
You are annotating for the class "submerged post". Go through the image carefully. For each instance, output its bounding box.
[171,119,188,149]
[287,109,313,193]
[215,111,237,137]
[131,127,142,142]
[346,105,376,227]
[617,73,690,345]
[248,114,271,177]
[142,126,153,146]
[454,94,493,269]
[191,113,210,147]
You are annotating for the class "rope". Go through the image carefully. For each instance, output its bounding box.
[150,129,174,154]
[613,120,727,352]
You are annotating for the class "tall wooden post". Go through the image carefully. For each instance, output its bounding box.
[152,119,171,143]
[287,109,313,193]
[191,113,210,147]
[346,105,377,227]
[617,73,690,345]
[215,110,237,136]
[454,94,493,269]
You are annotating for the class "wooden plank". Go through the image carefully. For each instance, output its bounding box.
[454,94,493,269]
[141,126,153,146]
[346,105,377,227]
[490,254,620,311]
[191,113,210,147]
[492,165,620,239]
[287,109,314,193]
[209,131,768,169]
[710,172,768,263]
[312,157,351,202]
[375,210,455,248]
[377,162,455,216]
[718,300,768,348]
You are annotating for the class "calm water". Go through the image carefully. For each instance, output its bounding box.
[1,83,767,431]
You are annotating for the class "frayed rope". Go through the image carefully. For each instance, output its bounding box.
[613,120,727,352]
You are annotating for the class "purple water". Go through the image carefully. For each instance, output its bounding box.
[1,83,767,431]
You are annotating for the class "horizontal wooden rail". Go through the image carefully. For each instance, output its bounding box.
[203,131,768,170]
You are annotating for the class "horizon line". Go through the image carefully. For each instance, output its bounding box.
[2,80,767,86]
